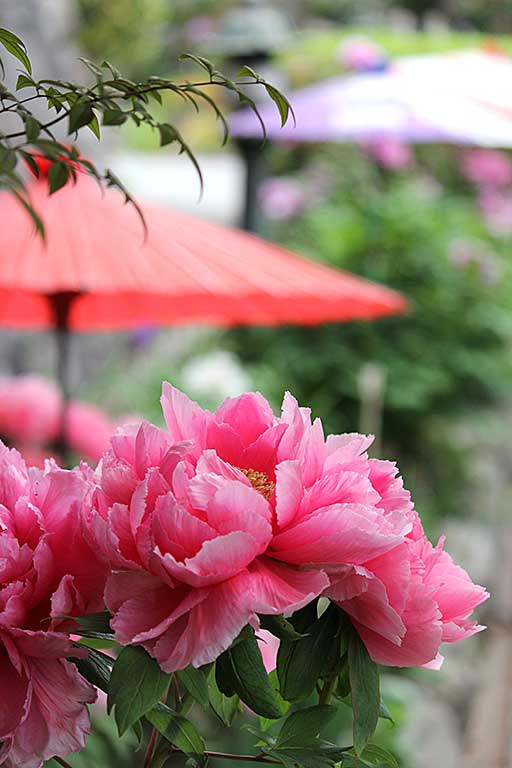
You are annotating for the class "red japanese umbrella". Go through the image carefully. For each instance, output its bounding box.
[0,167,406,445]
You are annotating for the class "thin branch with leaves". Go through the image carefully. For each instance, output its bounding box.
[0,28,294,236]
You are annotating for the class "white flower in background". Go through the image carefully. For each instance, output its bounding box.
[181,350,251,402]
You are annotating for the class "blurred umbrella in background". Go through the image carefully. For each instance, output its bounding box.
[0,161,406,454]
[231,48,512,146]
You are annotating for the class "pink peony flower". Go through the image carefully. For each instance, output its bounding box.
[460,149,512,188]
[0,376,61,447]
[91,384,487,673]
[0,443,107,767]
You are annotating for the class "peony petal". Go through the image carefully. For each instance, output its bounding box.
[242,423,287,476]
[152,493,217,561]
[270,503,403,565]
[106,571,208,645]
[0,647,29,739]
[249,557,329,615]
[354,581,443,668]
[207,482,272,541]
[161,382,209,457]
[215,392,274,447]
[159,531,263,587]
[151,571,254,671]
[275,460,303,530]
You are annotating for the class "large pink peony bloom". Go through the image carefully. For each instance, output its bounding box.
[92,384,487,673]
[0,443,107,768]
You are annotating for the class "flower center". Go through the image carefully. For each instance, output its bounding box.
[240,468,275,500]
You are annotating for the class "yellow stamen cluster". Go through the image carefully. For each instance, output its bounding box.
[240,468,275,500]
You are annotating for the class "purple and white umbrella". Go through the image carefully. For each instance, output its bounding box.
[231,50,512,147]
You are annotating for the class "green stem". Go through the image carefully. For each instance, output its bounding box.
[52,758,74,768]
[319,674,337,705]
[142,728,159,768]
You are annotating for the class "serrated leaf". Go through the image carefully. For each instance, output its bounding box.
[348,629,380,755]
[145,702,205,764]
[177,665,210,711]
[107,645,170,737]
[277,603,341,702]
[70,648,113,693]
[259,614,307,642]
[0,28,31,74]
[216,627,282,719]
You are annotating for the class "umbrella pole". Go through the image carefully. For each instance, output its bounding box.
[237,137,266,233]
[50,292,77,464]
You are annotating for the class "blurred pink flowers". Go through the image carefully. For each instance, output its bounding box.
[363,138,412,170]
[337,36,387,72]
[0,444,107,767]
[259,177,309,221]
[0,375,128,466]
[478,189,512,238]
[90,384,487,672]
[448,238,503,284]
[460,149,512,188]
[0,376,60,448]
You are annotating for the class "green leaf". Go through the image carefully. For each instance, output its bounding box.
[87,113,101,140]
[19,150,40,178]
[0,28,32,73]
[102,108,127,126]
[207,669,240,726]
[216,627,282,719]
[74,611,113,634]
[277,603,341,702]
[16,73,34,90]
[68,100,95,133]
[48,162,70,194]
[178,53,214,76]
[107,645,170,737]
[177,665,210,711]
[71,648,113,693]
[275,705,338,748]
[24,115,41,142]
[258,614,307,642]
[348,629,380,755]
[145,702,205,764]
[264,83,293,127]
[237,65,260,80]
[12,189,45,239]
[360,744,399,768]
[158,123,178,147]
[266,746,350,768]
